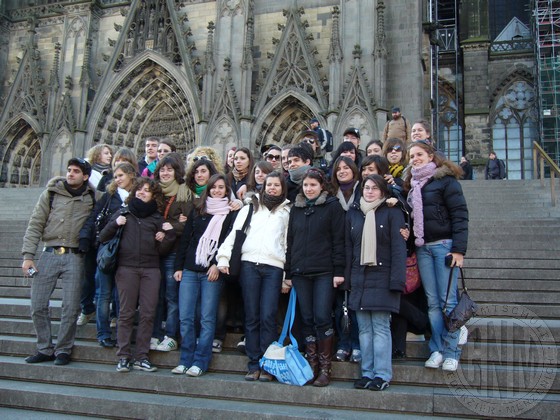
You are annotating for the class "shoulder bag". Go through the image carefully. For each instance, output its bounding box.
[228,204,253,277]
[443,266,478,333]
[260,288,314,386]
[404,252,421,294]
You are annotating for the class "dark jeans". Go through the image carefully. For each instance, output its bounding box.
[95,267,116,341]
[239,262,283,371]
[80,247,97,315]
[391,287,429,353]
[292,273,335,340]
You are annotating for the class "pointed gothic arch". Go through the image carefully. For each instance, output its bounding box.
[490,75,537,180]
[86,51,201,158]
[0,116,42,187]
[252,91,320,150]
[437,79,463,162]
[335,106,376,149]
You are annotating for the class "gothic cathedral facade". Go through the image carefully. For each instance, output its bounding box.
[0,0,536,186]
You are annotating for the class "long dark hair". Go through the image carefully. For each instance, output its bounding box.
[154,152,186,184]
[246,160,274,192]
[254,171,287,212]
[186,158,219,191]
[331,156,359,191]
[198,173,231,215]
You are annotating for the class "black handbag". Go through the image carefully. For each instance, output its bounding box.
[94,194,113,242]
[341,290,351,335]
[443,266,478,333]
[228,204,253,277]
[97,225,123,274]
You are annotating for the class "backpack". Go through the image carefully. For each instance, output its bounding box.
[320,128,333,152]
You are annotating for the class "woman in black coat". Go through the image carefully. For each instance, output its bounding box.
[285,168,345,387]
[346,175,407,391]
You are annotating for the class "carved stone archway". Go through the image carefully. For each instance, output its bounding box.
[91,59,197,159]
[254,94,316,152]
[0,118,41,187]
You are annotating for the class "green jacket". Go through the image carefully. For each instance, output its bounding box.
[22,177,95,260]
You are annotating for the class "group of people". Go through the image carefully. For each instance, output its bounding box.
[21,115,469,392]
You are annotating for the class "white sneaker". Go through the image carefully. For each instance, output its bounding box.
[212,339,223,353]
[406,333,425,342]
[458,326,468,346]
[425,351,443,369]
[77,312,95,326]
[442,358,459,372]
[171,365,188,374]
[149,337,160,350]
[185,365,203,377]
[155,336,178,352]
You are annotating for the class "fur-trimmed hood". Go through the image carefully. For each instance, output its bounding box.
[432,164,457,180]
[294,190,333,208]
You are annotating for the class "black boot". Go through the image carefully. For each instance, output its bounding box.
[304,335,318,384]
[313,335,334,387]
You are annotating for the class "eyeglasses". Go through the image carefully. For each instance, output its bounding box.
[303,138,316,144]
[390,146,402,152]
[266,154,281,161]
[193,155,210,162]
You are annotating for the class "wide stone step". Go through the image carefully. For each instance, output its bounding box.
[0,357,558,419]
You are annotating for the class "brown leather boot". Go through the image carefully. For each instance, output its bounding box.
[304,336,318,384]
[313,335,334,387]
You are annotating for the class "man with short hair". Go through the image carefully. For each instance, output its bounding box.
[287,145,313,202]
[484,151,506,180]
[22,158,95,366]
[309,117,333,153]
[382,107,410,143]
[300,130,328,172]
[138,137,159,174]
[343,127,366,167]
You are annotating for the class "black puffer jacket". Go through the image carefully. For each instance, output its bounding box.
[415,166,468,255]
[345,202,407,313]
[285,191,345,277]
[80,191,125,244]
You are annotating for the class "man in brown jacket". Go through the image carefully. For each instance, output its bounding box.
[382,107,410,143]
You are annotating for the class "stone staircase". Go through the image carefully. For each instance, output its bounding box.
[0,181,559,419]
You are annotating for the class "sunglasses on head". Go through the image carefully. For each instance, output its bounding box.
[193,155,210,162]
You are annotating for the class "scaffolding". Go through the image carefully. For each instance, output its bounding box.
[534,0,560,164]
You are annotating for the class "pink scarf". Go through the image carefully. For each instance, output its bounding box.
[195,197,230,267]
[408,162,437,246]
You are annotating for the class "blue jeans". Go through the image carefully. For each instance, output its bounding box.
[292,273,335,340]
[239,262,283,371]
[356,310,392,381]
[416,240,461,360]
[162,253,179,339]
[178,269,222,371]
[95,267,115,341]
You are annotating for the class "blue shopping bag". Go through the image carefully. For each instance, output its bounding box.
[260,288,313,386]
